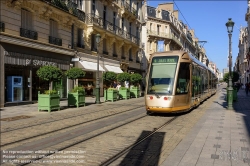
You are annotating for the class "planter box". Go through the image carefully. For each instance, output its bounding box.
[68,91,85,108]
[104,89,118,102]
[119,88,130,100]
[38,92,60,112]
[130,88,140,98]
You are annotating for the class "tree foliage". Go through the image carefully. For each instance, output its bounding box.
[103,71,117,87]
[117,72,130,84]
[130,73,142,85]
[65,67,85,80]
[223,71,239,83]
[36,65,63,90]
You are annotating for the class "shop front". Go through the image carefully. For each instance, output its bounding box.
[75,53,123,96]
[2,45,70,106]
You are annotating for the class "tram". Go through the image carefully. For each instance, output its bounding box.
[145,51,217,114]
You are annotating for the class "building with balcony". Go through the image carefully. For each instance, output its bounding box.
[0,0,79,108]
[236,26,249,84]
[0,0,145,108]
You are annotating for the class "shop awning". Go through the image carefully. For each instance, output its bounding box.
[79,61,105,71]
[105,65,123,73]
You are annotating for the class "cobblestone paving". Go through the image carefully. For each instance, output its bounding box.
[28,93,217,166]
[1,100,144,148]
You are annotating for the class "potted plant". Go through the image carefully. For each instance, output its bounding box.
[130,73,142,98]
[36,65,63,112]
[65,67,86,107]
[102,71,118,102]
[117,72,131,100]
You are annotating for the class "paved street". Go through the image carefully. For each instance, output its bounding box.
[0,86,249,166]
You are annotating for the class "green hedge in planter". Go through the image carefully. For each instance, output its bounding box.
[130,87,140,98]
[68,87,85,108]
[38,91,60,112]
[104,88,118,102]
[119,87,130,100]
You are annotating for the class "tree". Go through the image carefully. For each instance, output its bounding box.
[223,71,239,83]
[36,65,63,90]
[117,72,130,87]
[130,73,142,86]
[103,71,117,88]
[65,67,85,88]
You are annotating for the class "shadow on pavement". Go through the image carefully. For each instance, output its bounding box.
[118,130,165,166]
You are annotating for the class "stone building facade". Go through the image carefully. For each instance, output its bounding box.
[0,0,144,108]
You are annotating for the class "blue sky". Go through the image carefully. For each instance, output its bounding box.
[147,0,247,73]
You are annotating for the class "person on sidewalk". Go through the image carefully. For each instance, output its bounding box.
[245,82,249,96]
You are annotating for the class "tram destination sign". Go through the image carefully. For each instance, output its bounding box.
[152,56,178,63]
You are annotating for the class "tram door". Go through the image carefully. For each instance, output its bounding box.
[174,63,191,109]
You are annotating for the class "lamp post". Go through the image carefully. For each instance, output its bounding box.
[95,34,101,104]
[225,18,234,110]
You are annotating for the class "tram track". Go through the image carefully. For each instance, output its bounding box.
[1,104,144,148]
[1,108,149,166]
[1,102,143,133]
[100,116,178,166]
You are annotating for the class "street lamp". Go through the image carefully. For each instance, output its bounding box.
[95,34,101,104]
[225,18,234,110]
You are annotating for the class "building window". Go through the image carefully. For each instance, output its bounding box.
[122,17,124,30]
[77,28,84,48]
[129,22,132,37]
[91,34,97,51]
[77,0,83,10]
[150,23,152,31]
[50,19,58,37]
[129,48,132,61]
[157,25,160,35]
[113,12,116,30]
[21,9,32,29]
[92,0,95,14]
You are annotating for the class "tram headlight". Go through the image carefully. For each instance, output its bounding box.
[149,96,153,100]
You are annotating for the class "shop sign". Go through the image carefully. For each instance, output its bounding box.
[25,59,57,66]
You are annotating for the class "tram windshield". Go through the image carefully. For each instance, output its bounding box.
[147,56,179,95]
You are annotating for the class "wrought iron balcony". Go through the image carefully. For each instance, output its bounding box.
[0,22,5,32]
[136,60,140,63]
[20,28,38,40]
[50,0,69,11]
[113,54,118,57]
[77,43,85,49]
[103,50,109,55]
[77,9,85,22]
[121,1,137,18]
[129,58,133,61]
[49,36,62,46]
[86,13,139,45]
[121,56,126,60]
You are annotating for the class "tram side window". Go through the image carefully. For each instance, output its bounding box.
[176,63,190,95]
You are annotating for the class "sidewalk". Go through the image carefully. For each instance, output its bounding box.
[0,97,105,119]
[161,87,250,166]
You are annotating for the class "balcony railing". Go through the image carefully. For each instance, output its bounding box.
[113,54,118,57]
[86,13,139,45]
[77,43,85,49]
[103,50,109,55]
[147,30,182,47]
[20,28,38,40]
[136,60,140,63]
[129,58,133,61]
[49,36,62,46]
[0,22,5,32]
[77,9,85,22]
[44,0,85,21]
[121,1,138,18]
[121,56,126,60]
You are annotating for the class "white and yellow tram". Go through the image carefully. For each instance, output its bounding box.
[145,51,217,114]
